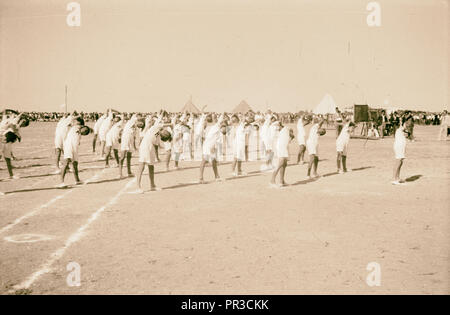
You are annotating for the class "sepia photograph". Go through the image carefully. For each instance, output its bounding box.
[0,0,448,299]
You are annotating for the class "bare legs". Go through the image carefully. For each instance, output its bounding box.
[199,159,207,183]
[231,158,243,175]
[100,141,106,158]
[392,158,404,182]
[154,145,160,162]
[264,150,273,170]
[105,147,119,167]
[148,165,155,188]
[337,152,347,173]
[307,154,319,178]
[271,157,287,185]
[119,150,133,178]
[136,163,156,192]
[199,157,220,183]
[92,134,98,153]
[165,149,172,171]
[212,159,219,179]
[60,159,81,185]
[173,152,181,169]
[5,157,13,178]
[297,145,306,164]
[55,148,62,169]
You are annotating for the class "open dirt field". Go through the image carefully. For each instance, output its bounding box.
[0,122,448,295]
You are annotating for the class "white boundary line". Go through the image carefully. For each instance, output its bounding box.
[4,234,54,244]
[0,169,107,235]
[10,178,136,292]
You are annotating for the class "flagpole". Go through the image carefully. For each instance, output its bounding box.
[65,85,68,113]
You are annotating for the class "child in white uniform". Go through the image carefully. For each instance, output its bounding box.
[296,115,310,164]
[306,117,324,179]
[199,115,226,183]
[0,112,24,180]
[172,120,184,169]
[92,113,106,153]
[105,116,123,168]
[162,124,173,172]
[119,114,139,178]
[392,124,408,185]
[136,116,170,193]
[58,117,90,187]
[271,121,293,187]
[54,114,73,172]
[98,110,114,158]
[182,117,193,161]
[194,114,206,161]
[231,116,247,176]
[260,114,273,170]
[336,121,355,173]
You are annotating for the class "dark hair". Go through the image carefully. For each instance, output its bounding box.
[19,118,30,128]
[5,131,20,143]
[79,126,91,136]
[159,129,172,142]
[76,117,85,126]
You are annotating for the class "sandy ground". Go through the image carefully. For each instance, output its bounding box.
[0,122,448,295]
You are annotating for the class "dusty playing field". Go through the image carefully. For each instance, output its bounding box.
[0,123,448,295]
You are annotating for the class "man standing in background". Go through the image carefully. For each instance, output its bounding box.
[378,110,388,139]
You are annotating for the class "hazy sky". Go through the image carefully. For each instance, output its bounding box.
[0,0,448,112]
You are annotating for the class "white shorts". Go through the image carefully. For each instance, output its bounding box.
[106,133,119,150]
[63,147,79,161]
[93,124,100,135]
[163,141,172,151]
[276,145,289,158]
[107,143,119,150]
[336,140,348,155]
[306,140,318,155]
[202,143,217,161]
[297,136,306,146]
[120,133,134,151]
[394,144,406,159]
[172,141,183,153]
[54,134,65,150]
[233,143,245,161]
[99,131,108,142]
[263,138,273,151]
[138,146,157,165]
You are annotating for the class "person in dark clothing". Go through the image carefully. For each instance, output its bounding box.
[378,110,388,138]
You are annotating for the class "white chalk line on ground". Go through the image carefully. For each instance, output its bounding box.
[9,178,136,292]
[1,173,57,197]
[0,154,114,196]
[0,169,108,235]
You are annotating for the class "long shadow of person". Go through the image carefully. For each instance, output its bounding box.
[405,175,423,182]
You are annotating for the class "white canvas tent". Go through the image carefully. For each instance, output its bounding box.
[180,99,201,113]
[232,100,253,113]
[313,94,337,115]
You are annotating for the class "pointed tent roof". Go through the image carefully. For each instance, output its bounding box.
[313,94,337,115]
[180,99,201,113]
[232,100,253,113]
